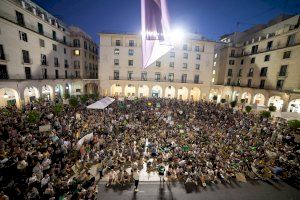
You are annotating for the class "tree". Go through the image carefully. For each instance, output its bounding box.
[28,110,41,124]
[245,105,252,113]
[260,111,271,118]
[54,103,63,116]
[69,97,78,108]
[230,101,237,108]
[213,96,218,101]
[80,95,89,105]
[241,99,245,104]
[269,105,276,112]
[288,120,300,130]
[221,99,226,103]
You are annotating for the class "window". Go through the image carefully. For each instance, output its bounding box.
[248,68,254,77]
[84,41,87,50]
[16,11,24,26]
[213,62,216,67]
[0,45,5,60]
[0,65,8,79]
[227,69,232,76]
[167,73,174,82]
[54,57,59,67]
[113,48,119,55]
[286,34,295,46]
[116,40,121,46]
[41,54,47,65]
[169,62,174,68]
[214,53,217,58]
[63,36,66,44]
[264,55,270,62]
[52,31,56,40]
[212,70,216,74]
[266,41,273,51]
[195,64,200,70]
[196,54,201,60]
[65,70,68,78]
[238,69,242,77]
[276,80,284,90]
[181,74,187,83]
[127,71,133,80]
[170,52,175,58]
[53,44,57,51]
[114,59,119,66]
[42,68,47,79]
[212,78,215,83]
[74,50,80,56]
[194,75,199,83]
[183,53,188,59]
[38,23,43,34]
[114,70,119,80]
[227,78,231,85]
[241,59,244,65]
[39,39,45,47]
[19,31,27,42]
[259,80,265,89]
[64,60,69,68]
[183,63,187,69]
[155,73,161,81]
[64,48,66,54]
[74,60,80,69]
[251,57,255,63]
[229,60,235,65]
[237,79,241,86]
[283,51,291,59]
[279,65,287,76]
[195,46,200,52]
[230,49,235,57]
[128,49,134,56]
[251,45,258,54]
[129,40,134,47]
[141,72,147,81]
[73,39,80,47]
[22,50,30,63]
[128,60,133,66]
[183,44,188,50]
[260,67,268,77]
[156,61,161,67]
[247,79,252,87]
[55,70,59,78]
[24,67,31,79]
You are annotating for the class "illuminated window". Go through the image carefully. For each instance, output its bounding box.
[214,53,217,58]
[74,50,80,56]
[213,62,216,67]
[212,78,215,83]
[212,70,215,74]
[114,48,119,55]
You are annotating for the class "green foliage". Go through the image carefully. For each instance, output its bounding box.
[54,103,63,116]
[69,97,78,108]
[221,99,226,103]
[241,99,245,104]
[213,96,218,101]
[269,105,276,112]
[1,108,11,117]
[28,110,41,124]
[245,105,252,113]
[89,93,99,100]
[64,92,70,99]
[260,111,271,118]
[80,95,89,104]
[287,120,300,129]
[230,101,237,108]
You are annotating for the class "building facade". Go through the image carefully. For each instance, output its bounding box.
[211,15,300,113]
[0,0,99,108]
[99,33,217,101]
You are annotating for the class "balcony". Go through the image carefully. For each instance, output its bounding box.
[65,64,69,68]
[278,72,287,77]
[54,63,60,67]
[0,73,9,80]
[22,58,32,65]
[41,61,49,66]
[0,53,8,62]
[109,77,204,84]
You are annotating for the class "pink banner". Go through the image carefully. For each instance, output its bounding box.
[141,0,173,68]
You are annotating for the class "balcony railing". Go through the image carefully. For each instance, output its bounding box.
[22,58,32,64]
[109,76,204,84]
[0,53,8,61]
[278,72,287,77]
[41,61,49,66]
[0,73,9,79]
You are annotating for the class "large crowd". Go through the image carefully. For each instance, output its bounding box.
[0,97,299,199]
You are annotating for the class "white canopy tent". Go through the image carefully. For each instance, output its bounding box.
[87,97,115,109]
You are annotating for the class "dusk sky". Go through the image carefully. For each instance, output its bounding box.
[32,0,300,42]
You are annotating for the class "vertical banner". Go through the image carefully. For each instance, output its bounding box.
[141,0,173,68]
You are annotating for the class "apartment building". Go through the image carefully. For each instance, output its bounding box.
[99,33,216,101]
[0,0,98,108]
[211,15,300,113]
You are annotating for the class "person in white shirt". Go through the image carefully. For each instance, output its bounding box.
[132,169,140,192]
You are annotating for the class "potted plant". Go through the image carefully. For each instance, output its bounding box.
[260,111,271,118]
[245,105,252,113]
[269,105,276,112]
[230,101,237,108]
[221,99,226,103]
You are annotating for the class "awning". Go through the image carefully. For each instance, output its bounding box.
[87,97,115,109]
